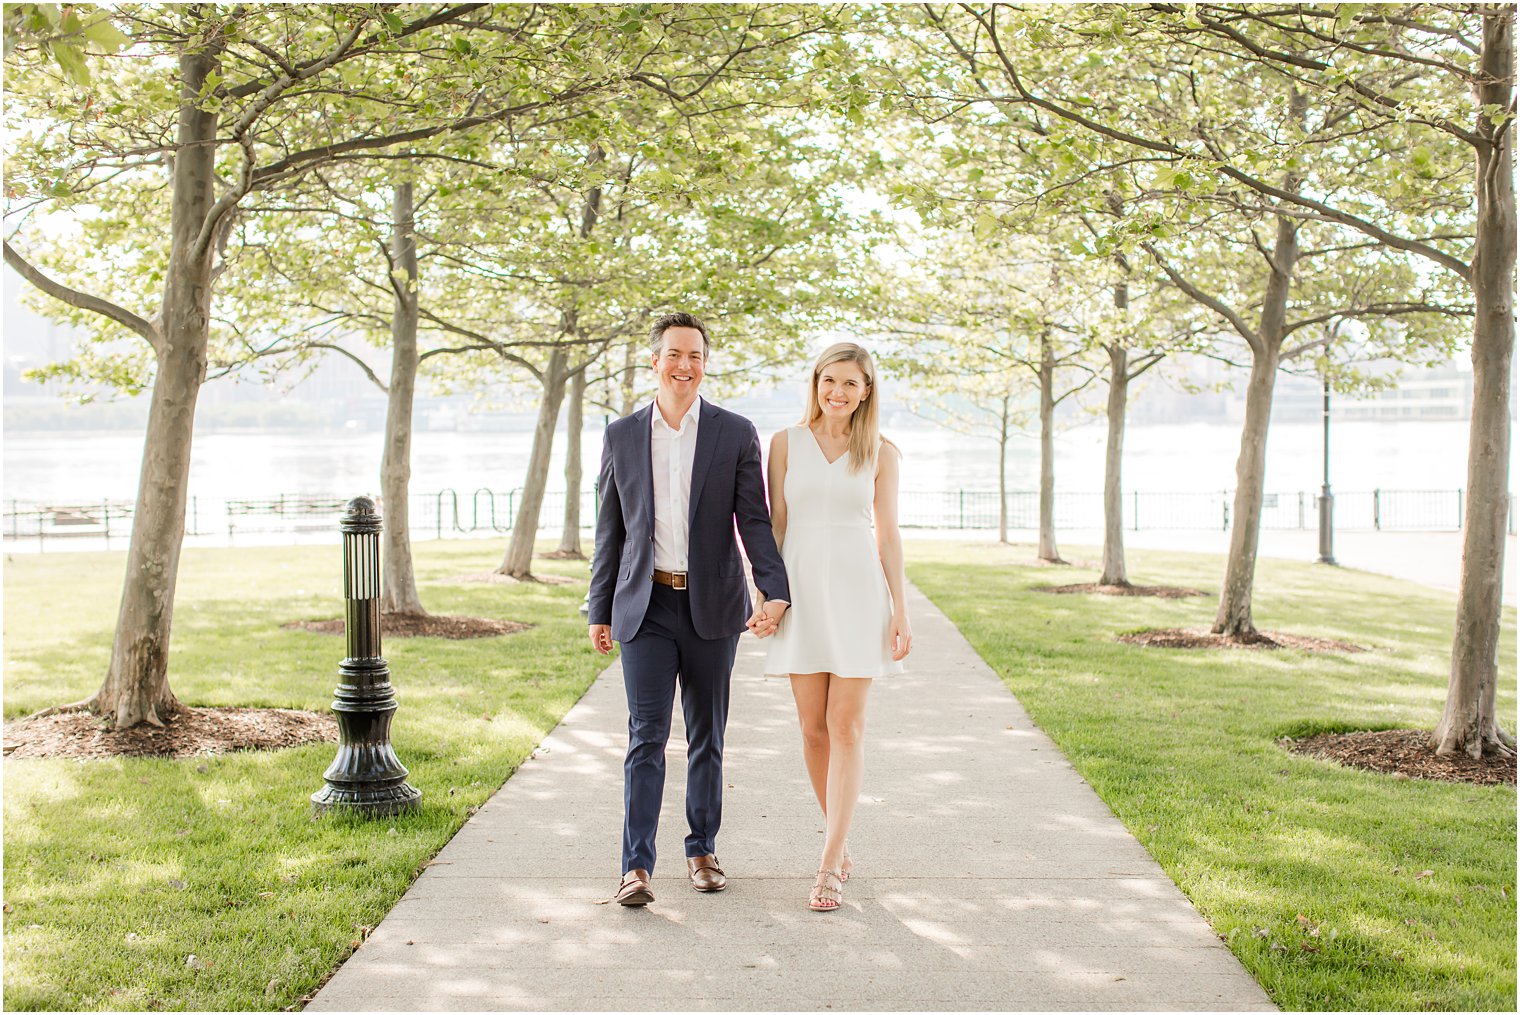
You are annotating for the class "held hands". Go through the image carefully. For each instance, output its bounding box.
[890,611,913,661]
[746,597,789,639]
[588,624,613,655]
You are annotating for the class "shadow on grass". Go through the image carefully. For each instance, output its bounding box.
[907,541,1516,1011]
[3,543,609,1010]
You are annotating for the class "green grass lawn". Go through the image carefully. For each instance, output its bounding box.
[907,541,1517,1012]
[5,537,1515,1010]
[3,540,605,1011]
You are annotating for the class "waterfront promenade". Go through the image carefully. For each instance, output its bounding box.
[308,583,1276,1012]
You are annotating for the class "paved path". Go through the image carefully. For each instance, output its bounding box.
[309,584,1276,1012]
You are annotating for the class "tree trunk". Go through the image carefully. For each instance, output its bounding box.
[997,394,1009,545]
[497,347,570,578]
[1436,5,1516,759]
[1213,213,1299,638]
[1213,91,1305,639]
[1213,346,1281,638]
[537,150,601,565]
[620,340,639,417]
[1036,329,1064,563]
[556,365,587,557]
[89,45,222,727]
[380,179,427,616]
[1100,342,1130,586]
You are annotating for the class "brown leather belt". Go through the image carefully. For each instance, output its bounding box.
[651,569,688,590]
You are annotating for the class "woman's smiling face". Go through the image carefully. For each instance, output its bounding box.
[816,360,869,421]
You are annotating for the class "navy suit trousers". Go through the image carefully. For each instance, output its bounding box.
[619,583,739,874]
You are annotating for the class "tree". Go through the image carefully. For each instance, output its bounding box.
[1435,5,1514,758]
[898,369,1028,545]
[895,4,1475,643]
[414,86,884,579]
[225,136,613,612]
[913,2,1511,754]
[1135,5,1506,701]
[1071,233,1205,586]
[885,235,1103,561]
[868,5,1221,582]
[3,3,845,725]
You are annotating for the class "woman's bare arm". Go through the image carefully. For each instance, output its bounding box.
[767,428,789,551]
[874,441,912,660]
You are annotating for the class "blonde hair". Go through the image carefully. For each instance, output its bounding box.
[801,342,884,474]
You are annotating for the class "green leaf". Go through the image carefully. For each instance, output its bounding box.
[1335,4,1363,32]
[49,39,89,84]
[80,13,129,51]
[973,210,1000,241]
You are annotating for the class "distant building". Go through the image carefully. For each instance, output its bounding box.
[1340,362,1475,421]
[1110,350,1495,426]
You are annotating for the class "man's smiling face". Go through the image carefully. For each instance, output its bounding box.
[652,326,707,403]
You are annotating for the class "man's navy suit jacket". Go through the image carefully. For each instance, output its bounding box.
[588,400,790,643]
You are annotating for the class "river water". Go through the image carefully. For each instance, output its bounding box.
[0,417,1482,507]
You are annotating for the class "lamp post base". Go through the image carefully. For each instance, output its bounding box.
[311,781,422,817]
[1317,487,1337,565]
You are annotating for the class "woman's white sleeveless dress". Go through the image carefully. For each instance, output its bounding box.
[764,427,904,679]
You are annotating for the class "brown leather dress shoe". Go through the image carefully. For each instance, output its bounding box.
[615,868,653,906]
[686,854,726,892]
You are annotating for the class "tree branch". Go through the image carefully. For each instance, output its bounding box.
[222,5,489,98]
[4,241,160,348]
[248,82,611,189]
[1140,241,1261,351]
[960,3,1474,280]
[299,341,390,392]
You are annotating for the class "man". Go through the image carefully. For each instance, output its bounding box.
[588,312,790,907]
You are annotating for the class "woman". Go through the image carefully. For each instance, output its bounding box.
[753,341,912,912]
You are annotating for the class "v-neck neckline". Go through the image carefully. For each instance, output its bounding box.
[806,426,849,466]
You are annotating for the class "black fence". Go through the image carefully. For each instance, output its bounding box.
[5,487,1512,551]
[897,488,1501,534]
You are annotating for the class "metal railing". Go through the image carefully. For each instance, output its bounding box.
[896,488,1512,534]
[226,495,350,536]
[4,487,1513,550]
[4,499,139,548]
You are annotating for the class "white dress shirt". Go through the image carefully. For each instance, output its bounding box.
[651,396,701,572]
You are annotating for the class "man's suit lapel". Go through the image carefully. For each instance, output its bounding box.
[629,403,656,529]
[687,400,723,530]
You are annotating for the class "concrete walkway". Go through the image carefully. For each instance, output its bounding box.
[309,584,1276,1012]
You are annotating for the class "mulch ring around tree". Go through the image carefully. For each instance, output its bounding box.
[1282,729,1516,785]
[1117,628,1368,653]
[1022,556,1100,569]
[3,707,337,760]
[1035,582,1208,598]
[283,614,531,639]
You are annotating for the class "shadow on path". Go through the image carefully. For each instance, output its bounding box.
[308,583,1276,1012]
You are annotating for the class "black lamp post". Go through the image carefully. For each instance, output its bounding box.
[312,496,422,816]
[1317,376,1337,565]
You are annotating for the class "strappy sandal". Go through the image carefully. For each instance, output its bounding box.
[809,868,844,912]
[841,847,854,883]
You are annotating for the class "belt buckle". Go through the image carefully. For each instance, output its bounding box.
[671,571,687,590]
